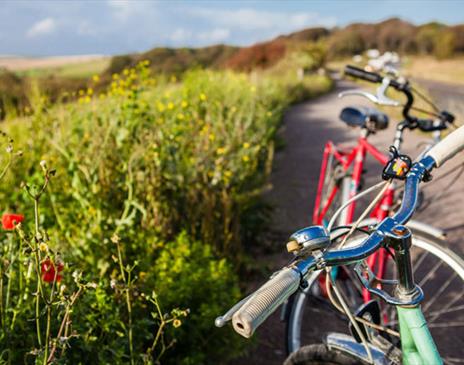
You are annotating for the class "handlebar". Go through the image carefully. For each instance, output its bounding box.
[344,65,455,132]
[219,124,464,338]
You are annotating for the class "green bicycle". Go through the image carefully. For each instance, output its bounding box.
[216,125,464,364]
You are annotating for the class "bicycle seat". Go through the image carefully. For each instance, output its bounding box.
[340,106,389,131]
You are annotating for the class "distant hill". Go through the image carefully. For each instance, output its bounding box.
[105,18,464,75]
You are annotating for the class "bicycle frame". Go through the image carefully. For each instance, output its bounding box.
[312,132,394,301]
[397,307,442,365]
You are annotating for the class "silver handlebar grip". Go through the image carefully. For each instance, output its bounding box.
[232,267,301,338]
[426,124,464,167]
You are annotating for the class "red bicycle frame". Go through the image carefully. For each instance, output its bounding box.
[313,133,394,302]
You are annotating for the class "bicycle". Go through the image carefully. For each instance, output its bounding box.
[282,66,464,361]
[216,124,464,364]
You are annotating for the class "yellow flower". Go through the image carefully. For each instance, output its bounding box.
[243,142,250,149]
[157,102,165,112]
[173,319,182,328]
[216,147,226,155]
[39,243,48,252]
[87,88,93,95]
[139,272,147,280]
[92,75,100,83]
[181,100,188,108]
[224,170,232,178]
[177,113,185,120]
[267,111,272,117]
[78,89,85,96]
[123,69,129,76]
[111,234,120,244]
[209,133,215,141]
[112,73,119,80]
[84,96,91,103]
[199,93,207,101]
[170,75,177,83]
[242,155,250,162]
[168,102,174,110]
[250,86,256,93]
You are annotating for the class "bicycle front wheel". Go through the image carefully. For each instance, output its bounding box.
[285,229,464,364]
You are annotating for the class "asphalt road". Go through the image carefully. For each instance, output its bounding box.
[231,79,464,365]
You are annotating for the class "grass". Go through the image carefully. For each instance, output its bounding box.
[0,62,333,364]
[16,58,110,79]
[403,56,464,85]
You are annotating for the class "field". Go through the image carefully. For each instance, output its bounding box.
[403,56,464,84]
[0,55,332,364]
[0,55,110,78]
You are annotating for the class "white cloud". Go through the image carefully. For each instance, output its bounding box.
[170,28,190,42]
[189,8,337,32]
[26,17,56,38]
[107,0,156,22]
[198,28,230,43]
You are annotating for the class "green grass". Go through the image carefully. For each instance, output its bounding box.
[0,63,333,364]
[16,58,110,79]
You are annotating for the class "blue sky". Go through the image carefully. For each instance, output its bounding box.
[1,0,463,57]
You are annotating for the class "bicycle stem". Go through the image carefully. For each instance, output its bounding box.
[293,155,436,280]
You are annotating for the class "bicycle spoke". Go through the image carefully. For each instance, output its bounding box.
[422,272,458,313]
[418,259,443,288]
[413,250,429,272]
[428,294,463,324]
[428,321,464,328]
[444,357,464,364]
[426,304,464,320]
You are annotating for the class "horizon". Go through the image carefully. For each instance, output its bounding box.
[1,0,463,57]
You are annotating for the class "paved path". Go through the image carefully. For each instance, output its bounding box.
[233,79,464,365]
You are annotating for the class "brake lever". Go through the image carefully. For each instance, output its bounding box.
[338,90,380,104]
[376,77,400,106]
[214,293,253,327]
[338,78,400,107]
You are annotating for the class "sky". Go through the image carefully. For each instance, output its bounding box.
[1,0,463,57]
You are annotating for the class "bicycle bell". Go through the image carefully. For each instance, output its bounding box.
[286,226,330,255]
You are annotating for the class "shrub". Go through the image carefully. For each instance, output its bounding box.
[0,63,332,363]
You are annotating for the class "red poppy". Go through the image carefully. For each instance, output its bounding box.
[2,213,24,230]
[41,258,64,283]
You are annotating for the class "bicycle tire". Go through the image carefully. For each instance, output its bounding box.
[284,343,365,365]
[285,228,464,364]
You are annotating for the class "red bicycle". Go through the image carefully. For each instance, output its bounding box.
[284,66,464,362]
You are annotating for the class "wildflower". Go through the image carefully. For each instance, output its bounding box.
[199,93,207,101]
[167,102,174,110]
[250,86,256,93]
[88,282,98,289]
[243,142,250,149]
[242,156,250,162]
[157,102,165,112]
[181,100,188,108]
[78,89,85,96]
[267,111,273,117]
[123,69,129,76]
[177,113,185,120]
[112,73,119,80]
[41,258,64,283]
[39,242,48,252]
[87,88,94,96]
[111,234,120,244]
[40,160,47,170]
[2,213,24,230]
[92,74,100,83]
[5,144,13,153]
[209,133,215,141]
[173,319,182,328]
[216,147,226,155]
